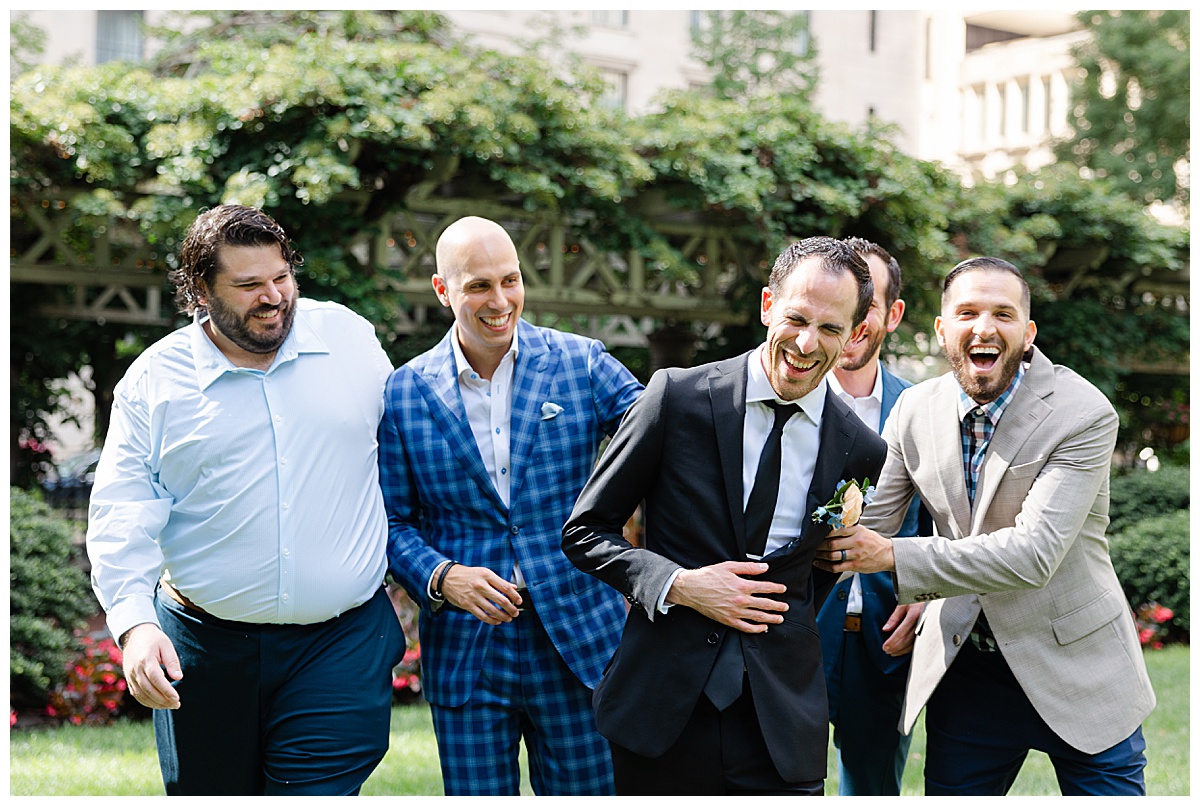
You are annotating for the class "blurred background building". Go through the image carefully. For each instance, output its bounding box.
[20,9,1087,185]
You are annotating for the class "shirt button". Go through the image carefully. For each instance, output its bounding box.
[282,548,290,557]
[282,502,289,510]
[282,593,289,602]
[495,427,501,434]
[501,468,507,475]
[274,415,282,423]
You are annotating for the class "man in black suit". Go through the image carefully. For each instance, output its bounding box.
[562,237,887,795]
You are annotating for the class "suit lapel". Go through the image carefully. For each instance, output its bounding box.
[880,366,903,423]
[507,322,557,504]
[419,331,506,511]
[930,376,972,538]
[970,351,1054,533]
[801,393,859,545]
[709,353,750,556]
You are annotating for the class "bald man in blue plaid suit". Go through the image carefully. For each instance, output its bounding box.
[379,217,642,795]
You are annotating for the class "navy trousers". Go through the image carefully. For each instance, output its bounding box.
[924,640,1148,795]
[153,585,404,795]
[831,629,912,795]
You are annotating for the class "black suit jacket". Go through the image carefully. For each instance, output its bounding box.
[562,351,887,783]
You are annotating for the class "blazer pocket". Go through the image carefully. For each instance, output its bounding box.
[1051,590,1124,646]
[1007,458,1043,479]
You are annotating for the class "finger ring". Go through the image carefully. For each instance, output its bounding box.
[840,549,847,562]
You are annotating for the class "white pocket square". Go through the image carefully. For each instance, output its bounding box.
[541,402,564,420]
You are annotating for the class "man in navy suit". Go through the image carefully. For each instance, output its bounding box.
[816,237,929,795]
[563,237,886,794]
[379,216,642,795]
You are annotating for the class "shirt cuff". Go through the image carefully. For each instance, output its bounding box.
[105,595,161,645]
[427,559,452,611]
[653,568,685,620]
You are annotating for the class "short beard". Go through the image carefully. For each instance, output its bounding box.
[948,345,1023,403]
[837,328,885,372]
[207,290,297,355]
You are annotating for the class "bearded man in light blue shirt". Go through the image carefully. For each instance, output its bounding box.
[86,204,404,795]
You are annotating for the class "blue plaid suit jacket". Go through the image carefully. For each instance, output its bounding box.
[379,320,643,707]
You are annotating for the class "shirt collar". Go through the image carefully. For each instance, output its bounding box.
[450,322,520,380]
[826,365,883,406]
[192,301,326,390]
[748,345,826,426]
[957,361,1027,426]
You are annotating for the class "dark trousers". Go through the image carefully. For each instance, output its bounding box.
[831,629,911,795]
[925,641,1148,795]
[153,585,404,795]
[610,677,823,795]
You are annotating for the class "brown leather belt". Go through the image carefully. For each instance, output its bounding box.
[161,580,208,614]
[843,614,863,633]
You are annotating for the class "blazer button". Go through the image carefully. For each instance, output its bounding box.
[837,591,848,600]
[707,632,719,645]
[952,634,962,646]
[510,525,519,535]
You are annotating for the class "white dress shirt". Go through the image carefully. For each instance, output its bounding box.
[87,299,394,641]
[657,346,826,613]
[448,325,525,587]
[826,366,885,614]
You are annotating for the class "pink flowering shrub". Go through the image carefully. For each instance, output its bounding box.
[1133,602,1176,650]
[45,632,128,725]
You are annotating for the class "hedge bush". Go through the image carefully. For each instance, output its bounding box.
[1108,464,1189,537]
[1109,508,1190,640]
[10,487,95,708]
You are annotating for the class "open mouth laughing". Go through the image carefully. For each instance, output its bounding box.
[967,342,1001,372]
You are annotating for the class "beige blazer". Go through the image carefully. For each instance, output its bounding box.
[862,347,1154,755]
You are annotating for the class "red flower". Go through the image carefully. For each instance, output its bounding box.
[1152,605,1174,624]
[10,710,17,728]
[1138,628,1155,644]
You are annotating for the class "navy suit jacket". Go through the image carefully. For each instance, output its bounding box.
[816,366,930,724]
[379,320,642,707]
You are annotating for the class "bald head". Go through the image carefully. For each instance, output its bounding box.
[435,216,519,282]
[431,216,525,377]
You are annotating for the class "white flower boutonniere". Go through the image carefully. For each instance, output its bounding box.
[540,401,564,420]
[811,478,875,529]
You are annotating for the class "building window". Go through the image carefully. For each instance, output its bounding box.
[869,10,878,53]
[96,10,144,64]
[591,11,629,29]
[794,11,811,56]
[597,67,628,111]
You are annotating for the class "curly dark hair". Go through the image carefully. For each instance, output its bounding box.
[768,236,874,327]
[169,205,304,314]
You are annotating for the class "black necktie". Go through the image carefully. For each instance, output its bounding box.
[702,401,798,712]
[744,400,799,559]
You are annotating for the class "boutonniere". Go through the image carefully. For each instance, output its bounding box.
[540,401,564,420]
[812,478,875,529]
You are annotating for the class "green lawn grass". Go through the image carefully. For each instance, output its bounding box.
[9,645,1189,796]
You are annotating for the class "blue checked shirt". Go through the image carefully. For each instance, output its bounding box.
[87,299,393,642]
[957,361,1026,649]
[958,362,1027,506]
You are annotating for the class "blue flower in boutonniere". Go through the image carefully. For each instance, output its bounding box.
[812,478,875,529]
[540,401,564,420]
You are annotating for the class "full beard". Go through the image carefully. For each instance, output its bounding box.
[947,343,1023,403]
[207,292,297,355]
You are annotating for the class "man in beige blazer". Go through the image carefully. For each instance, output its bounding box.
[816,256,1154,795]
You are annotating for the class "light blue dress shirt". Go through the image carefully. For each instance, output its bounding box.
[87,299,393,641]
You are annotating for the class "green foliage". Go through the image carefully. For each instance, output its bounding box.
[947,165,1189,452]
[1108,509,1190,634]
[1055,10,1190,211]
[1108,464,1190,536]
[9,488,95,707]
[690,11,818,102]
